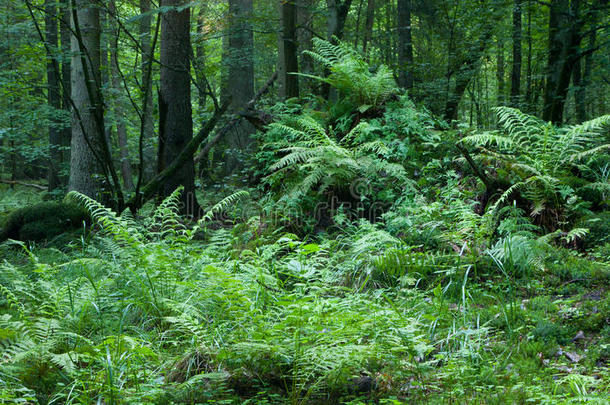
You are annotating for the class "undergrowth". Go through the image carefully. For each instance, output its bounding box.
[1,39,609,404]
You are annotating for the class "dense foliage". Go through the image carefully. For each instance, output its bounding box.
[1,37,610,403]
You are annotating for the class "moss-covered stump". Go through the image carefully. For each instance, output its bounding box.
[0,201,90,243]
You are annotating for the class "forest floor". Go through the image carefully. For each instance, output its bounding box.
[0,184,609,404]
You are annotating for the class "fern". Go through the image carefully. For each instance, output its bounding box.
[266,115,410,206]
[66,191,143,247]
[193,190,250,232]
[461,108,610,226]
[300,38,397,107]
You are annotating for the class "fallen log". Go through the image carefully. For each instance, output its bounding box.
[0,179,47,191]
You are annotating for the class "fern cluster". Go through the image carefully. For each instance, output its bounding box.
[301,38,397,108]
[462,107,610,226]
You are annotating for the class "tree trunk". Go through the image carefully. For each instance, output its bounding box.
[194,6,208,111]
[224,0,255,173]
[109,0,134,191]
[581,28,596,120]
[525,0,533,111]
[326,0,352,40]
[158,0,198,214]
[542,0,582,124]
[572,56,585,122]
[510,0,522,107]
[397,0,413,90]
[362,0,375,57]
[496,36,505,105]
[45,0,61,191]
[60,0,71,179]
[279,0,299,99]
[297,0,314,93]
[445,29,493,122]
[139,0,155,182]
[69,0,105,198]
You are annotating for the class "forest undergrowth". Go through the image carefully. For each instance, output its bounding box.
[1,40,610,404]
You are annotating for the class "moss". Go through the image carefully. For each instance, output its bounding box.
[532,320,569,344]
[0,201,89,243]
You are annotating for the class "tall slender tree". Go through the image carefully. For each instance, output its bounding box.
[279,0,299,99]
[497,36,505,105]
[108,0,134,191]
[158,0,198,213]
[510,0,522,107]
[60,0,71,158]
[297,0,315,93]
[224,0,255,172]
[362,0,375,57]
[45,0,61,191]
[139,0,155,181]
[542,0,582,123]
[397,0,413,90]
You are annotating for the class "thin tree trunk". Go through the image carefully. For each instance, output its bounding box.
[525,0,532,111]
[542,0,582,124]
[224,0,255,172]
[572,56,585,122]
[445,27,493,122]
[397,0,413,89]
[496,36,505,105]
[362,0,375,57]
[194,6,207,111]
[297,0,314,93]
[510,0,522,107]
[139,0,155,182]
[45,0,61,191]
[279,0,299,99]
[354,0,364,48]
[60,0,71,179]
[581,28,596,120]
[109,0,134,191]
[158,0,198,213]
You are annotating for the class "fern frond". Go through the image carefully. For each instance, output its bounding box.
[66,191,143,247]
[198,191,250,225]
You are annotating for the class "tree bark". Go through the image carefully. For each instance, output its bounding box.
[326,0,352,40]
[525,0,533,111]
[60,0,71,163]
[222,0,255,173]
[397,0,413,90]
[158,0,198,214]
[362,0,375,57]
[69,0,105,198]
[297,0,314,93]
[194,6,208,111]
[109,0,134,191]
[138,0,155,182]
[542,0,582,124]
[496,36,505,105]
[581,28,596,120]
[45,0,62,191]
[444,26,493,122]
[279,0,299,99]
[510,0,522,107]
